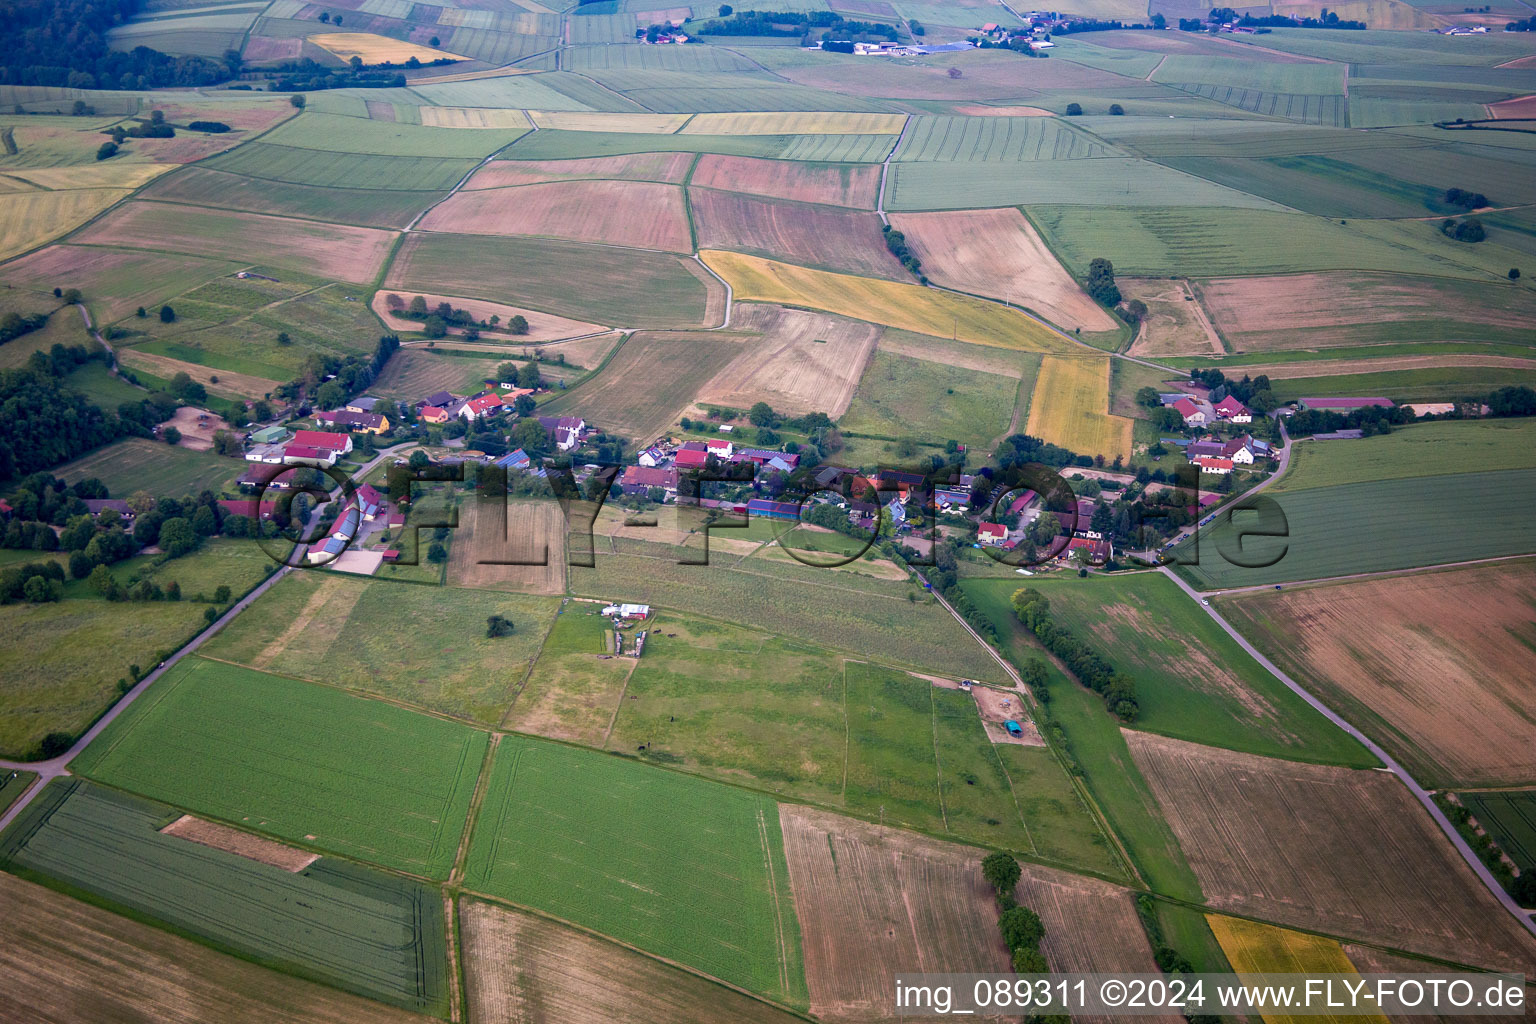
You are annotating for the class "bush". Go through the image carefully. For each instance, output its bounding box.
[96,141,118,160]
[159,304,176,323]
[38,731,74,758]
[1065,102,1082,116]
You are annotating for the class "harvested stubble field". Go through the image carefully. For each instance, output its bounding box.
[0,780,450,1014]
[694,303,880,418]
[70,201,398,284]
[371,291,606,340]
[683,111,906,135]
[447,496,567,596]
[141,166,444,229]
[1342,944,1519,1024]
[1125,731,1536,973]
[418,106,531,129]
[461,899,806,1024]
[1024,353,1132,460]
[538,330,748,440]
[160,814,320,872]
[1195,272,1536,351]
[71,656,489,879]
[202,143,478,191]
[690,154,881,208]
[310,31,469,63]
[778,54,1133,101]
[466,151,695,188]
[202,571,560,725]
[692,189,906,280]
[888,208,1117,332]
[421,179,693,253]
[702,250,1063,352]
[119,348,281,400]
[387,233,718,327]
[0,872,435,1024]
[461,737,809,1007]
[893,115,1113,163]
[0,187,132,261]
[527,110,691,133]
[1122,278,1224,357]
[1207,916,1389,1024]
[1217,562,1536,788]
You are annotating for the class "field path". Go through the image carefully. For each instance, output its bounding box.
[875,116,912,227]
[1159,565,1536,945]
[1145,55,1167,81]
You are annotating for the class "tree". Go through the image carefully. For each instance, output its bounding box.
[1012,946,1048,973]
[1513,871,1536,908]
[1135,385,1162,408]
[315,379,345,409]
[947,67,963,79]
[998,905,1044,953]
[158,517,198,557]
[1108,103,1125,115]
[213,583,231,603]
[1085,257,1120,306]
[68,550,93,579]
[517,361,542,389]
[508,314,528,335]
[749,401,777,427]
[23,574,60,603]
[137,306,147,318]
[318,10,329,20]
[429,35,440,45]
[150,108,165,125]
[290,94,306,109]
[719,3,733,13]
[486,614,515,637]
[39,731,74,758]
[159,304,176,323]
[349,55,363,71]
[87,563,117,596]
[409,294,428,315]
[1065,102,1083,116]
[982,852,1022,897]
[96,141,119,161]
[205,605,220,624]
[422,314,448,338]
[1511,268,1521,280]
[162,425,182,445]
[192,505,217,536]
[427,541,447,563]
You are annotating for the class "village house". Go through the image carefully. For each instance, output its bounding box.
[674,441,709,469]
[1170,396,1208,427]
[282,429,352,468]
[1060,536,1111,565]
[315,409,390,433]
[1213,395,1251,424]
[637,446,667,468]
[1191,455,1234,475]
[417,390,458,411]
[82,499,135,522]
[419,406,451,425]
[457,393,503,423]
[218,498,277,521]
[247,424,290,446]
[977,521,1009,546]
[622,465,679,499]
[705,437,734,459]
[346,396,382,414]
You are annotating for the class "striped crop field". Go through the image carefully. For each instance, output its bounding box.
[683,111,907,135]
[526,110,691,133]
[419,106,532,129]
[1207,916,1389,1024]
[700,250,1065,352]
[1459,792,1536,871]
[1024,352,1132,460]
[309,32,469,63]
[201,143,478,191]
[892,115,1113,162]
[0,188,131,262]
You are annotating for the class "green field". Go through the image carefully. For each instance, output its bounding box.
[259,112,527,158]
[1460,791,1536,873]
[887,158,1283,211]
[1273,420,1536,492]
[61,361,150,408]
[960,577,1203,901]
[0,540,272,759]
[1270,367,1536,404]
[840,348,1025,448]
[0,769,37,815]
[1016,573,1375,766]
[202,143,478,191]
[202,572,561,725]
[893,116,1113,162]
[71,658,488,878]
[1175,468,1536,589]
[461,735,809,1007]
[141,167,445,229]
[387,233,713,328]
[0,779,450,1015]
[500,129,891,162]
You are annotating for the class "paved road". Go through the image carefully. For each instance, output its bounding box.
[1159,565,1536,941]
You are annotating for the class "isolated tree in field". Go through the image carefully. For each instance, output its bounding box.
[150,108,164,125]
[508,314,528,335]
[1086,257,1120,306]
[276,331,291,345]
[429,35,440,46]
[1108,103,1124,115]
[162,425,182,445]
[291,94,306,109]
[982,851,1022,897]
[486,614,514,637]
[998,905,1044,952]
[159,304,175,323]
[213,584,231,603]
[1065,102,1082,116]
[333,14,342,24]
[719,3,732,14]
[349,56,363,72]
[136,306,147,317]
[205,605,220,624]
[96,141,118,161]
[318,10,329,20]
[427,541,447,563]
[1511,268,1521,280]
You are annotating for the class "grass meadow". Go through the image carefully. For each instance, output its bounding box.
[71,657,488,878]
[1273,420,1536,493]
[55,438,243,497]
[839,348,1021,448]
[0,779,451,1015]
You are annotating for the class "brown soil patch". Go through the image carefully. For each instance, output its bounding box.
[465,152,695,189]
[1125,730,1536,974]
[372,291,607,340]
[71,202,396,284]
[164,405,231,451]
[685,257,730,327]
[692,190,907,281]
[691,155,882,209]
[889,209,1117,332]
[1218,563,1536,787]
[118,349,277,400]
[694,303,881,418]
[1196,272,1536,352]
[161,814,320,872]
[950,104,1056,116]
[1489,94,1536,118]
[1123,278,1224,357]
[973,685,1045,746]
[420,179,692,253]
[781,804,1166,1022]
[447,497,566,595]
[461,899,803,1024]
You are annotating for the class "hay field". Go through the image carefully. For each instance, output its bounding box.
[691,154,880,208]
[0,188,130,261]
[840,348,1019,449]
[372,291,607,339]
[447,497,566,595]
[419,106,531,129]
[1207,917,1389,1024]
[467,152,694,188]
[7,162,174,190]
[0,873,433,1024]
[1125,731,1536,973]
[1024,353,1133,460]
[310,31,469,62]
[694,303,880,418]
[538,330,748,440]
[1217,563,1536,788]
[1196,272,1536,351]
[528,110,692,133]
[461,900,805,1024]
[683,111,906,135]
[701,250,1064,352]
[1123,278,1224,357]
[421,179,691,252]
[692,190,906,279]
[70,202,397,283]
[888,209,1117,332]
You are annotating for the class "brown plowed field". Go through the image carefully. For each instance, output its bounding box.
[1342,945,1517,1024]
[889,209,1118,332]
[1217,563,1536,787]
[447,497,566,596]
[465,152,695,189]
[460,899,804,1024]
[1196,272,1536,351]
[420,180,692,253]
[1123,278,1224,357]
[691,155,881,209]
[691,190,907,280]
[694,303,881,418]
[1125,731,1536,974]
[780,804,1170,1024]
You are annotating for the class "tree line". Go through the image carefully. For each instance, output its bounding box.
[0,0,235,89]
[696,9,899,40]
[1012,587,1140,721]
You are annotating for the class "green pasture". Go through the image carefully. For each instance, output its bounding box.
[202,143,478,191]
[1273,419,1536,493]
[260,112,528,159]
[408,74,608,111]
[1174,467,1536,589]
[56,438,243,497]
[0,770,37,815]
[501,606,635,743]
[1270,367,1536,403]
[887,158,1284,211]
[892,116,1114,162]
[61,361,148,408]
[839,348,1024,448]
[71,657,489,878]
[461,736,809,1008]
[0,779,451,1016]
[1223,28,1536,67]
[1150,55,1346,94]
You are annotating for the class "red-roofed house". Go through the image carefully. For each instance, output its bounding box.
[419,406,450,425]
[1171,397,1206,427]
[1061,536,1111,565]
[283,444,336,467]
[461,393,503,422]
[1191,455,1233,475]
[675,442,709,469]
[622,465,679,497]
[218,498,277,520]
[977,521,1009,546]
[292,429,352,455]
[1213,395,1251,423]
[705,438,733,458]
